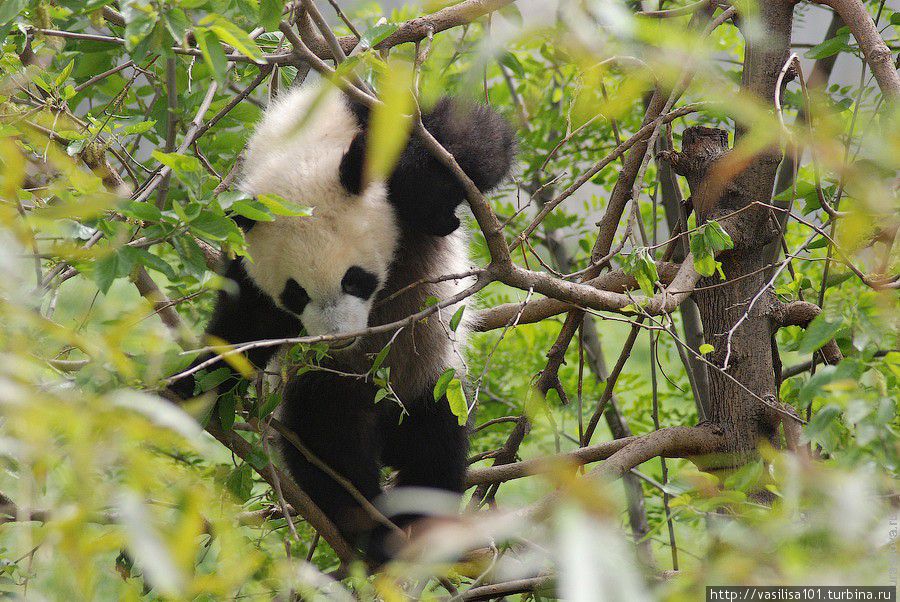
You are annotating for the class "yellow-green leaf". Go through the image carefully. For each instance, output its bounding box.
[445,378,468,426]
[199,14,263,63]
[366,60,414,182]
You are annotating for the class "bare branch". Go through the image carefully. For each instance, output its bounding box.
[771,300,843,365]
[465,436,636,487]
[473,261,683,331]
[461,576,553,601]
[204,419,358,565]
[812,0,900,100]
[130,267,198,350]
[581,322,644,446]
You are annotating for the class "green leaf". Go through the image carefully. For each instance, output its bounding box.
[259,0,283,32]
[803,403,843,452]
[244,446,270,471]
[804,33,851,60]
[621,247,659,296]
[199,14,263,63]
[798,366,838,407]
[54,60,75,87]
[449,305,465,332]
[170,236,209,276]
[195,28,228,85]
[231,200,275,222]
[256,393,282,419]
[93,248,136,294]
[121,0,159,50]
[191,210,240,241]
[690,221,733,278]
[151,150,201,174]
[198,367,232,392]
[433,368,455,401]
[225,463,254,501]
[499,51,525,78]
[692,253,717,277]
[807,236,829,249]
[123,201,162,222]
[256,193,313,217]
[66,139,86,156]
[445,378,468,426]
[370,344,391,373]
[161,9,190,44]
[796,314,843,355]
[359,22,399,49]
[699,343,714,355]
[129,248,177,280]
[374,388,389,403]
[217,394,237,431]
[0,0,27,27]
[703,220,734,252]
[119,120,156,136]
[172,201,201,223]
[217,190,253,210]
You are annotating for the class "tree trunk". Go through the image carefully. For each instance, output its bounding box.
[667,0,795,466]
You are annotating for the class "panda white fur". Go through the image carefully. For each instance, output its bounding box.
[171,81,515,561]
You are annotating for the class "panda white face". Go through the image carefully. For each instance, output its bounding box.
[280,266,379,336]
[238,83,400,339]
[241,193,399,337]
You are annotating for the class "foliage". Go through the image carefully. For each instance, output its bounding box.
[0,0,897,599]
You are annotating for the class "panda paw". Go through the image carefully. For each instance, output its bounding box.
[423,212,461,237]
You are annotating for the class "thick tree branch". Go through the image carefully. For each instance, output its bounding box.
[473,261,683,330]
[522,425,726,520]
[593,424,726,480]
[54,0,514,67]
[771,300,843,365]
[461,576,553,601]
[465,436,637,487]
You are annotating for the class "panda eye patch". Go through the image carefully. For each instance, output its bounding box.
[280,278,310,314]
[341,266,378,300]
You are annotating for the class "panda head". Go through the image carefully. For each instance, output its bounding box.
[237,84,400,337]
[235,80,515,338]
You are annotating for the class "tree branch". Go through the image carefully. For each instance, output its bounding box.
[812,0,900,100]
[204,419,358,565]
[465,436,637,487]
[130,267,198,350]
[472,261,682,331]
[771,300,843,365]
[461,576,553,601]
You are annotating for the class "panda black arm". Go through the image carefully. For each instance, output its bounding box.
[169,259,301,399]
[389,99,516,236]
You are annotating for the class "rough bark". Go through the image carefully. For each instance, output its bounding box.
[657,135,711,416]
[676,0,795,465]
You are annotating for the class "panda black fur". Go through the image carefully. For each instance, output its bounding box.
[171,82,515,561]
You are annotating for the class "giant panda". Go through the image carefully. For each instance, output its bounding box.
[170,81,515,562]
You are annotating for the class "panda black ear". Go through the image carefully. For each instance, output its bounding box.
[339,131,367,196]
